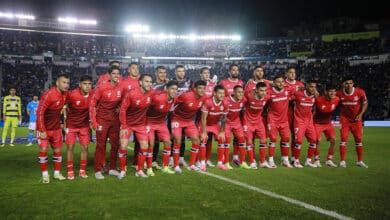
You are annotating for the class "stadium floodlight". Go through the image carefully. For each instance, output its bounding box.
[131,33,241,41]
[0,12,35,20]
[125,24,150,33]
[58,17,97,25]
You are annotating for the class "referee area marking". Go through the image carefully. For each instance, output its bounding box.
[127,146,353,220]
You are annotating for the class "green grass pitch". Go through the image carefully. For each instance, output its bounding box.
[0,127,389,219]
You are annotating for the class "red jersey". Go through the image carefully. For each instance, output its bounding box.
[219,78,244,97]
[314,96,340,124]
[36,87,67,132]
[65,88,92,128]
[201,97,229,126]
[121,77,140,92]
[243,91,270,126]
[292,90,316,122]
[337,87,368,123]
[173,91,206,122]
[204,81,216,98]
[96,73,124,87]
[120,87,154,128]
[267,87,291,124]
[147,91,176,124]
[226,95,247,122]
[244,79,271,95]
[284,80,304,93]
[89,82,124,128]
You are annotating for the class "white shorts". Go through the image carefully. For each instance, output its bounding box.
[29,122,36,130]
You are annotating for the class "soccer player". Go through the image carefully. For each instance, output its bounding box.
[199,85,228,171]
[225,85,249,169]
[123,62,141,90]
[65,75,93,180]
[290,80,318,168]
[313,84,340,167]
[337,76,368,168]
[219,64,244,165]
[118,74,154,179]
[36,74,70,183]
[147,81,178,174]
[171,80,206,173]
[26,95,39,146]
[1,87,22,147]
[267,75,293,168]
[90,66,123,180]
[96,60,121,86]
[244,66,271,94]
[243,82,270,169]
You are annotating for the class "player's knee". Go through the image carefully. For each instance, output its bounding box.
[164,140,171,147]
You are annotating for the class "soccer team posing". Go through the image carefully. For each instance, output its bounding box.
[28,61,368,183]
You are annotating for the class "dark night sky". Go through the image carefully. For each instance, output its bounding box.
[0,0,388,37]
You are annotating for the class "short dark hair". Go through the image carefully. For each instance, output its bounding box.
[128,62,138,68]
[286,66,295,72]
[156,66,166,72]
[306,79,317,85]
[229,64,239,71]
[80,75,92,82]
[200,67,210,74]
[273,75,284,81]
[108,66,121,74]
[9,86,17,91]
[325,84,337,91]
[57,73,69,81]
[256,82,267,89]
[233,85,243,91]
[194,80,207,88]
[166,80,178,88]
[214,85,225,93]
[139,73,153,81]
[253,65,263,71]
[342,75,354,83]
[109,60,120,66]
[175,65,185,70]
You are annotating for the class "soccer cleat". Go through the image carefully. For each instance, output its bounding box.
[293,160,303,168]
[250,162,258,169]
[216,164,228,170]
[174,166,182,174]
[161,166,175,174]
[152,161,162,170]
[135,170,149,178]
[187,165,200,172]
[26,143,33,146]
[42,175,50,184]
[179,159,189,167]
[314,160,322,168]
[305,160,317,168]
[200,162,207,172]
[0,143,5,147]
[117,171,126,180]
[240,162,251,169]
[268,160,277,168]
[356,161,368,168]
[339,161,347,168]
[260,161,271,168]
[325,160,338,168]
[9,143,15,147]
[108,169,120,176]
[206,160,215,167]
[168,157,174,167]
[79,171,88,178]
[281,160,293,168]
[195,161,201,168]
[53,173,66,181]
[95,172,105,180]
[147,168,155,177]
[67,171,75,180]
[225,163,233,170]
[232,159,241,166]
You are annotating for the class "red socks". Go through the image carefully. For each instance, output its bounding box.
[53,152,62,172]
[162,147,171,167]
[173,144,180,167]
[189,144,200,166]
[38,152,48,173]
[118,149,127,171]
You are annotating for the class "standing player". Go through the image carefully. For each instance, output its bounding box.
[219,64,244,165]
[337,76,368,168]
[267,75,293,168]
[171,80,207,173]
[313,84,340,167]
[244,66,271,94]
[243,82,270,169]
[199,85,228,171]
[90,66,123,179]
[26,95,39,146]
[290,80,318,168]
[96,60,121,86]
[36,74,69,183]
[147,81,178,174]
[65,75,93,180]
[225,85,249,169]
[118,74,154,179]
[1,87,22,147]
